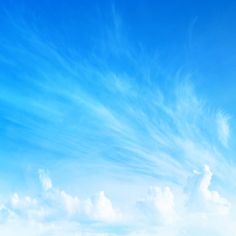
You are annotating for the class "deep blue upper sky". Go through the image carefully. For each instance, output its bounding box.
[1,0,236,111]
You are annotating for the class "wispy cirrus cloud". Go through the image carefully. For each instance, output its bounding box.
[216,111,230,147]
[0,9,236,236]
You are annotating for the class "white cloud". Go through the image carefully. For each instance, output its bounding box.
[38,169,53,191]
[10,193,37,209]
[37,170,120,223]
[0,170,123,236]
[84,191,120,222]
[138,185,178,226]
[59,191,80,215]
[148,186,177,224]
[132,165,234,236]
[199,165,230,215]
[216,111,230,147]
[10,193,20,208]
[0,166,235,236]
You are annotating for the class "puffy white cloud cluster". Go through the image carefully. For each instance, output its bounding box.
[134,165,234,236]
[199,165,230,215]
[0,170,121,236]
[0,167,235,236]
[38,171,121,223]
[139,186,177,225]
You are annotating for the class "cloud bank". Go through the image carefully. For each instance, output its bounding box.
[0,165,234,235]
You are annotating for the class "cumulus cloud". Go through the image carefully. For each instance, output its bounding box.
[59,190,80,215]
[0,169,122,236]
[133,165,234,236]
[84,191,120,222]
[10,193,37,209]
[146,186,177,224]
[38,169,53,191]
[0,166,235,236]
[37,170,120,223]
[199,165,230,215]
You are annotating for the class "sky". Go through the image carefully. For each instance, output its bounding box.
[1,0,236,235]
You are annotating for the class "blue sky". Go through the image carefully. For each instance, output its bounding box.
[1,0,236,235]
